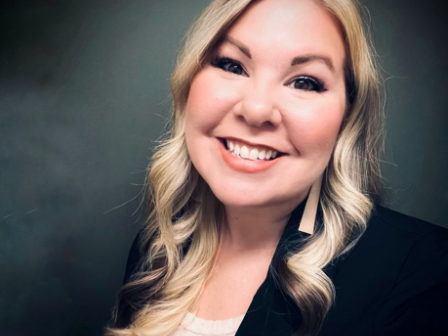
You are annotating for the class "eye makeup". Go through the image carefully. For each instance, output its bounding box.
[210,55,248,76]
[209,53,329,93]
[287,76,328,92]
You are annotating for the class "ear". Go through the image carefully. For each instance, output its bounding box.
[298,174,323,234]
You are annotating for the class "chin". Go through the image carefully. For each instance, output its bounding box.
[206,180,291,209]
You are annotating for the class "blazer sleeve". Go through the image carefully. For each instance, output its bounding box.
[372,226,448,336]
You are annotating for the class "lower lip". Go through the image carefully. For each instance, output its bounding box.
[218,139,283,173]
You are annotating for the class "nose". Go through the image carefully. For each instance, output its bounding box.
[233,82,282,128]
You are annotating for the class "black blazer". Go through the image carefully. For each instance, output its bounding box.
[122,204,448,336]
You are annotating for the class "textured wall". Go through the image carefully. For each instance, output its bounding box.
[0,0,447,335]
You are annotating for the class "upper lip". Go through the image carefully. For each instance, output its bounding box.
[220,136,285,154]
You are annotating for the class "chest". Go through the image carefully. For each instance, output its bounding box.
[195,250,274,320]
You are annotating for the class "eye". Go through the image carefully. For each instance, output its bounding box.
[210,56,247,76]
[288,76,326,92]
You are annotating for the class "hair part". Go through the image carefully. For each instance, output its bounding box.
[107,0,384,335]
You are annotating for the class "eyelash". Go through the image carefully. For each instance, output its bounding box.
[210,55,328,93]
[210,56,248,76]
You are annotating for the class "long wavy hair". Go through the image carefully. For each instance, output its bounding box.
[106,0,384,335]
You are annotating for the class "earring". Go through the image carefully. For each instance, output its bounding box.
[298,174,323,234]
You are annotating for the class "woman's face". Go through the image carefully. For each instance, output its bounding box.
[185,0,347,209]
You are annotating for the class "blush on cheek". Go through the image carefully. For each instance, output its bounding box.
[186,70,236,129]
[185,75,218,135]
[186,73,213,117]
[285,105,345,155]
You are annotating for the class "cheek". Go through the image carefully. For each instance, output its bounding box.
[284,97,345,156]
[185,69,240,135]
[184,69,242,174]
[185,71,217,134]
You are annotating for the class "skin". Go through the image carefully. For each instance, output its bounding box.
[184,0,347,319]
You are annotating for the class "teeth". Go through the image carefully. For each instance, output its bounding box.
[249,149,259,161]
[234,144,240,156]
[240,146,249,159]
[224,139,280,161]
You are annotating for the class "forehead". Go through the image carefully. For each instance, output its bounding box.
[223,0,345,67]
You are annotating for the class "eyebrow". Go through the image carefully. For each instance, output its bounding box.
[291,54,335,73]
[223,35,335,73]
[223,36,252,59]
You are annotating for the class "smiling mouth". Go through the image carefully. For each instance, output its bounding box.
[219,138,284,161]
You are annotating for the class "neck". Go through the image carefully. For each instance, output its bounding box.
[220,196,306,251]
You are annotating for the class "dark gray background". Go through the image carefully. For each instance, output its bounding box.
[1,0,447,335]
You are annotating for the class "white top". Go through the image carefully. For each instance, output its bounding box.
[171,312,245,336]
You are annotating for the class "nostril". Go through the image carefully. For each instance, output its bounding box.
[261,120,277,128]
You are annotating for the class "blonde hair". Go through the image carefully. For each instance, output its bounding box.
[107,0,384,335]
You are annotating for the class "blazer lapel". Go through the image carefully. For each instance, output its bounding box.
[236,201,311,336]
[235,271,301,336]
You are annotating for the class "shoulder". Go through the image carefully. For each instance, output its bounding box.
[363,205,448,285]
[366,205,448,257]
[330,205,448,301]
[366,204,448,280]
[338,205,448,272]
[365,206,448,334]
[322,206,448,335]
[370,205,447,236]
[349,205,448,272]
[335,205,448,277]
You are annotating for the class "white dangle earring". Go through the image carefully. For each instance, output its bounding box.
[298,174,323,234]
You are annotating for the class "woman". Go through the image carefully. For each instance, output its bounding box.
[107,0,448,335]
